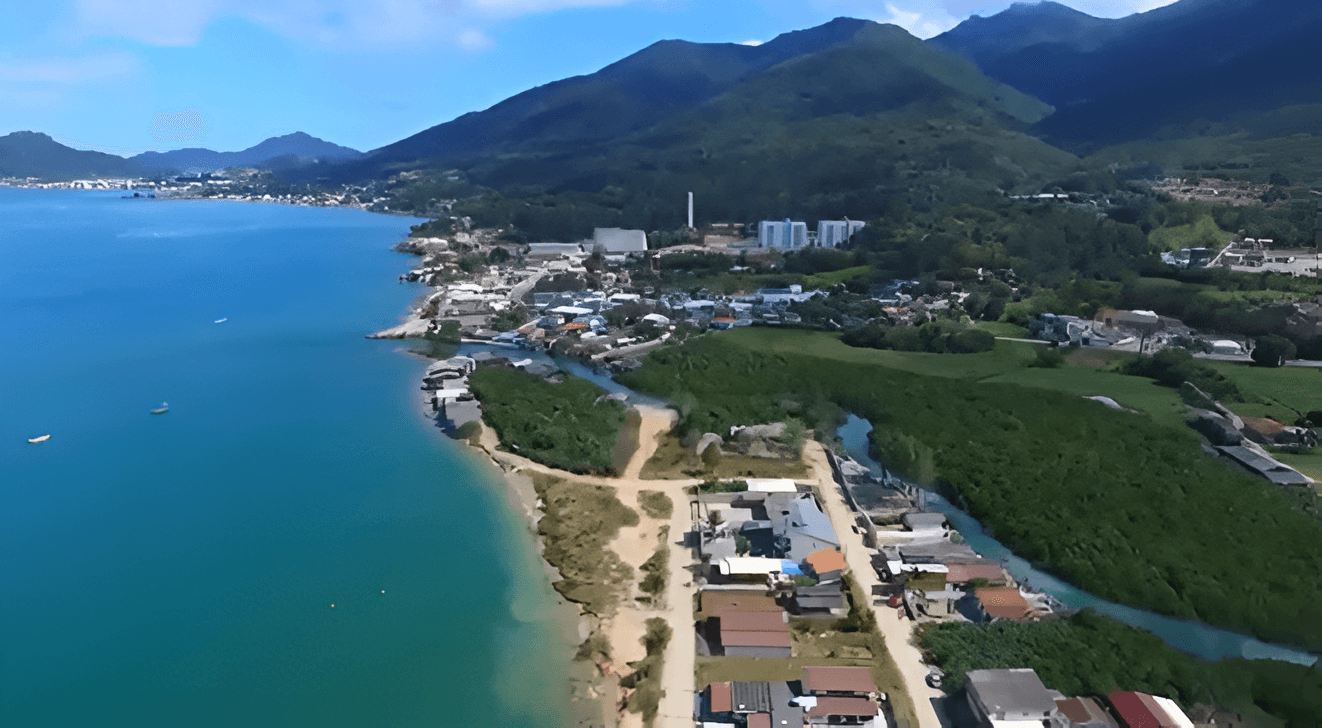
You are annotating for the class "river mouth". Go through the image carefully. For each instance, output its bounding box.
[836,415,1319,667]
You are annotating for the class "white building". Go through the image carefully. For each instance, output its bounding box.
[592,227,648,255]
[816,220,866,248]
[759,220,808,249]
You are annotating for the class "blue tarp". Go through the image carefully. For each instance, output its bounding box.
[780,561,804,575]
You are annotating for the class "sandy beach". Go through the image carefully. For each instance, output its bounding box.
[469,404,702,728]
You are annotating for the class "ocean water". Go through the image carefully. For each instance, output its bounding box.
[0,188,570,727]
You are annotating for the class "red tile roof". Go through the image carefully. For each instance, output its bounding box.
[1057,697,1111,724]
[709,682,732,713]
[720,630,793,648]
[1108,691,1175,728]
[748,713,771,728]
[946,563,1007,585]
[802,666,879,695]
[805,548,847,574]
[805,697,879,717]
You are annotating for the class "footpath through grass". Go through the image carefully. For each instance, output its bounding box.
[619,330,1322,652]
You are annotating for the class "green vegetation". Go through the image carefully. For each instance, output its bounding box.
[469,367,628,475]
[637,490,674,520]
[620,330,1322,649]
[1119,347,1243,401]
[620,618,671,726]
[640,431,809,480]
[1148,214,1232,251]
[613,408,643,475]
[920,612,1322,728]
[638,543,669,602]
[695,479,749,493]
[452,420,481,445]
[842,319,995,354]
[528,472,639,615]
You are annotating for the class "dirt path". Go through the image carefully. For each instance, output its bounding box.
[804,443,946,728]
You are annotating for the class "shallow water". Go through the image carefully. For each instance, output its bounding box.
[1,189,570,727]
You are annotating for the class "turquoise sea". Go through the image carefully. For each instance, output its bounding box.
[0,188,569,727]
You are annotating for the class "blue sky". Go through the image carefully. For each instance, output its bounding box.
[0,0,1173,156]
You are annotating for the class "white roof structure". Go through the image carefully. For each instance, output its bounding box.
[549,305,594,316]
[719,557,785,576]
[593,227,648,254]
[1152,697,1195,728]
[745,479,798,493]
[432,389,469,400]
[643,313,671,325]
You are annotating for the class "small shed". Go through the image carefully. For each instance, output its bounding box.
[804,548,847,583]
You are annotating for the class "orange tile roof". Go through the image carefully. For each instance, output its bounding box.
[976,587,1032,620]
[805,548,847,574]
[748,714,771,728]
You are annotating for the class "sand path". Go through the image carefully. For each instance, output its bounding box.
[804,442,946,728]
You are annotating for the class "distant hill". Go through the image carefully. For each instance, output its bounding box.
[931,0,1322,148]
[0,131,141,180]
[130,132,362,173]
[310,18,1073,230]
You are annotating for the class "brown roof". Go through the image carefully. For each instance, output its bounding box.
[720,630,793,648]
[559,322,588,331]
[1057,697,1111,724]
[1241,416,1286,436]
[700,592,778,616]
[805,548,847,574]
[1108,691,1174,728]
[946,563,1007,585]
[748,714,771,728]
[719,610,788,632]
[976,587,1032,620]
[709,682,732,713]
[805,697,879,717]
[802,666,878,695]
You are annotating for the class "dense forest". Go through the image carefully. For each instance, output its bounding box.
[921,612,1321,727]
[617,332,1322,650]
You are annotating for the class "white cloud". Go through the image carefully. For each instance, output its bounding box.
[457,28,496,51]
[811,0,1185,38]
[740,39,764,46]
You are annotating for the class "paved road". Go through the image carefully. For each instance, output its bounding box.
[804,443,947,728]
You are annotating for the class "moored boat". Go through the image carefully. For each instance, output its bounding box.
[151,402,169,415]
[28,434,51,444]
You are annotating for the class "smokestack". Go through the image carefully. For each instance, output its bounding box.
[687,192,694,229]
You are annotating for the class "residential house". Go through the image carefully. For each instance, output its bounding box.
[769,493,840,560]
[800,666,886,726]
[966,587,1034,623]
[966,669,1067,728]
[804,548,847,583]
[1056,697,1117,728]
[792,583,848,617]
[1107,691,1194,728]
[945,562,1010,588]
[1285,297,1322,337]
[802,666,879,697]
[718,610,792,658]
[699,591,779,620]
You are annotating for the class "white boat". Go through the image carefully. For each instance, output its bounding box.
[151,402,169,415]
[214,318,228,324]
[28,434,51,444]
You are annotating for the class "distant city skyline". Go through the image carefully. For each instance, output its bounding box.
[0,0,1175,155]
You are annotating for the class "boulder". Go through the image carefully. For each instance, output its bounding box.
[695,432,723,457]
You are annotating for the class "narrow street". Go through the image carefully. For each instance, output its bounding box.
[804,443,948,728]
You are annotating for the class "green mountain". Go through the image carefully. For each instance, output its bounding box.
[931,0,1322,150]
[130,132,362,173]
[318,19,1076,233]
[0,131,141,180]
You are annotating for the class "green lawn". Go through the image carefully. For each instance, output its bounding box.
[1203,362,1322,422]
[984,365,1191,432]
[972,320,1030,339]
[719,327,1042,381]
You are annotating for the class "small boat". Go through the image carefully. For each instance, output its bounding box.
[214,318,227,324]
[28,434,51,444]
[151,402,169,415]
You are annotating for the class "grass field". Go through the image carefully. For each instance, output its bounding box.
[527,472,639,615]
[718,327,1042,381]
[972,320,1030,338]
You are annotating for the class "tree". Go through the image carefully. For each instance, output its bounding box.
[1251,335,1297,367]
[735,534,751,556]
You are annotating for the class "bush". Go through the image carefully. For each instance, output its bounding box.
[1028,347,1066,369]
[638,490,674,519]
[1120,347,1242,401]
[1252,334,1297,367]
